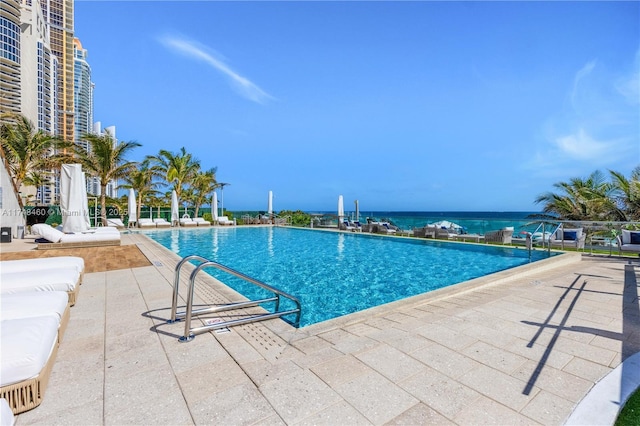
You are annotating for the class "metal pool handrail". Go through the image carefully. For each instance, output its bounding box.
[169,254,301,342]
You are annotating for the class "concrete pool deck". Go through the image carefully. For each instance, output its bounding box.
[3,230,640,425]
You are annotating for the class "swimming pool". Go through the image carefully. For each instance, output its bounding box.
[143,227,556,327]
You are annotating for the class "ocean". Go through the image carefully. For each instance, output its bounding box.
[232,210,549,235]
[356,211,544,234]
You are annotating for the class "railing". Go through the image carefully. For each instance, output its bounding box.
[169,254,302,342]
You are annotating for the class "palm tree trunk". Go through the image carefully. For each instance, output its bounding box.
[100,184,108,226]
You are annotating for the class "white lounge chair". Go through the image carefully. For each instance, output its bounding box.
[1,292,70,342]
[217,216,234,226]
[193,217,211,226]
[106,218,125,229]
[0,268,82,306]
[1,398,14,425]
[617,230,640,255]
[153,218,172,228]
[179,215,197,227]
[0,256,84,275]
[0,316,60,414]
[31,223,121,249]
[137,218,156,228]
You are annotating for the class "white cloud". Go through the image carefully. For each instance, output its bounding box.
[554,128,609,160]
[615,49,640,105]
[159,34,274,104]
[571,60,596,108]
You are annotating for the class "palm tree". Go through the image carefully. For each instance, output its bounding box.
[120,163,159,224]
[146,147,200,201]
[535,170,631,221]
[69,130,140,226]
[609,167,640,221]
[0,114,63,191]
[191,167,217,218]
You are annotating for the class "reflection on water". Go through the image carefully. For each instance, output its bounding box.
[212,227,219,257]
[337,233,345,259]
[268,226,274,257]
[170,230,179,253]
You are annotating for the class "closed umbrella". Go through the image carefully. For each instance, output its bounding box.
[171,190,179,226]
[338,195,344,225]
[81,172,91,229]
[128,188,137,227]
[354,200,359,222]
[61,164,90,233]
[268,191,273,218]
[212,191,219,222]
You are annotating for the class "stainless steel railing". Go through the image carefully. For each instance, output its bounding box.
[169,254,301,342]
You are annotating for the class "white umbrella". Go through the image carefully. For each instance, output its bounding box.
[212,191,219,222]
[268,191,273,216]
[354,200,359,222]
[80,172,91,229]
[60,164,90,233]
[128,188,137,227]
[338,195,344,223]
[171,190,179,226]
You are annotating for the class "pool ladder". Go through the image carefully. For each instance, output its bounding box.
[169,255,302,342]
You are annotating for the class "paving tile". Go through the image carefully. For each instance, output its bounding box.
[189,382,277,425]
[385,402,454,425]
[295,400,372,425]
[310,355,371,388]
[355,344,427,382]
[512,360,593,403]
[259,369,342,425]
[458,364,539,412]
[520,389,576,425]
[411,343,481,379]
[563,357,613,382]
[415,323,477,351]
[454,395,541,425]
[335,371,418,425]
[398,368,481,419]
[176,358,252,404]
[462,340,528,374]
[365,327,433,354]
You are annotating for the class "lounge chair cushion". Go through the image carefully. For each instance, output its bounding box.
[31,224,64,243]
[0,256,84,274]
[0,268,80,294]
[563,231,577,241]
[623,230,640,245]
[1,292,68,322]
[557,228,582,241]
[0,398,13,426]
[0,316,59,387]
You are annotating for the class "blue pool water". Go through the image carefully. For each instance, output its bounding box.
[144,227,555,327]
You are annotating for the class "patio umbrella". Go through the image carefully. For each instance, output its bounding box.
[212,191,219,222]
[268,191,273,217]
[128,188,137,227]
[60,164,90,233]
[171,190,179,226]
[338,195,344,223]
[354,200,359,222]
[80,172,91,229]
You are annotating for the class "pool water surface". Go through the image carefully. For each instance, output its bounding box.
[143,227,555,327]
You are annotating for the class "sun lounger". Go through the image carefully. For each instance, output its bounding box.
[0,268,81,306]
[1,398,14,426]
[0,256,84,275]
[31,223,121,250]
[617,230,640,255]
[106,218,125,229]
[153,218,172,228]
[1,292,71,342]
[179,215,197,227]
[137,218,156,228]
[193,217,211,226]
[0,316,60,414]
[217,216,234,226]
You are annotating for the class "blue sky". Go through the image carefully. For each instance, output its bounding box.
[75,1,639,212]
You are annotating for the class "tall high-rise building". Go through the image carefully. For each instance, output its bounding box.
[40,0,74,144]
[73,37,92,152]
[1,0,23,118]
